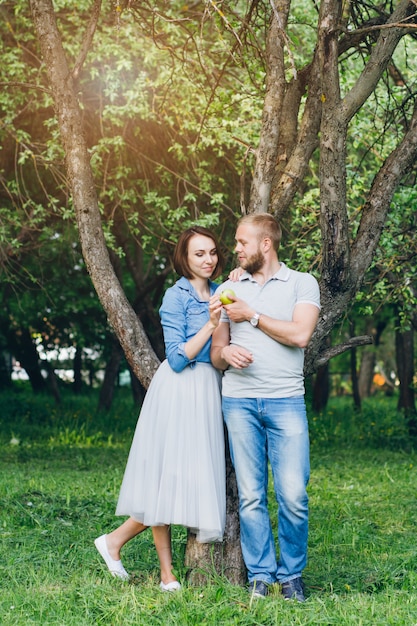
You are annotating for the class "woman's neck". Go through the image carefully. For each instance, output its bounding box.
[189,277,210,301]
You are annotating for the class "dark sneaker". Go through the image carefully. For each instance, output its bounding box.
[249,580,269,599]
[281,577,305,602]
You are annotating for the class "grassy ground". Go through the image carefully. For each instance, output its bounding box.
[1,387,417,625]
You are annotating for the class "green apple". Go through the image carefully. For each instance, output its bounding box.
[219,289,236,305]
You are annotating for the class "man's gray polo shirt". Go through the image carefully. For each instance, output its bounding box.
[216,262,320,398]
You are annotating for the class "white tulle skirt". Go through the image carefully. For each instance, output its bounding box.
[116,360,225,542]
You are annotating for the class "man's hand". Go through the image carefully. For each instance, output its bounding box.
[222,297,254,324]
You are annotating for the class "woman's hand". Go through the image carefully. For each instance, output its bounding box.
[208,294,223,328]
[228,267,244,282]
[221,344,253,369]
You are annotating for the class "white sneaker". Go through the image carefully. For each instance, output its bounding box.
[160,580,181,592]
[94,534,129,580]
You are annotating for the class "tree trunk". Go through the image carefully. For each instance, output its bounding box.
[395,322,417,436]
[311,335,331,412]
[348,319,361,408]
[44,361,61,405]
[185,436,246,585]
[0,351,12,390]
[73,346,83,394]
[249,4,288,213]
[128,366,146,406]
[350,343,361,410]
[358,350,375,400]
[98,337,124,411]
[311,363,330,412]
[8,328,47,393]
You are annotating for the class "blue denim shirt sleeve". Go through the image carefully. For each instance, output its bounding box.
[159,278,216,373]
[160,287,191,372]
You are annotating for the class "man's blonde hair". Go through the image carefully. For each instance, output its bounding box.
[237,213,282,251]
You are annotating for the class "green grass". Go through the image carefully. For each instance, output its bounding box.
[1,388,417,625]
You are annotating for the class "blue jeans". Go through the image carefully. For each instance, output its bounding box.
[222,396,310,584]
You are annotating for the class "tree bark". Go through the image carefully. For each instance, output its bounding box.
[262,0,417,376]
[113,217,167,360]
[0,351,12,390]
[311,363,330,413]
[185,434,245,585]
[318,0,350,297]
[271,54,322,217]
[128,366,146,406]
[358,350,375,400]
[44,361,61,404]
[73,346,83,394]
[7,327,47,393]
[351,343,361,409]
[249,2,289,213]
[395,322,417,435]
[98,336,124,411]
[357,317,386,400]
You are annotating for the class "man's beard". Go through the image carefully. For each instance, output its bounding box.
[241,250,264,274]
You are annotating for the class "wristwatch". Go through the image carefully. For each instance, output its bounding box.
[250,312,260,327]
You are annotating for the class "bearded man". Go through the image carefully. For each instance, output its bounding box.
[211,213,320,602]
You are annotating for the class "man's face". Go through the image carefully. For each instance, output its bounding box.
[234,224,265,274]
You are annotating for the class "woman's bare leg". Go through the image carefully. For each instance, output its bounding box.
[95,517,147,579]
[152,525,177,584]
[105,517,148,560]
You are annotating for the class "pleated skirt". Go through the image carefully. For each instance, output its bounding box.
[116,360,226,542]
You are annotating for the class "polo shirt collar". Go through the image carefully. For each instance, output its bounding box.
[239,261,290,283]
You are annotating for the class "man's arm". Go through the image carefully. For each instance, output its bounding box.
[256,302,319,348]
[210,322,254,371]
[223,300,320,349]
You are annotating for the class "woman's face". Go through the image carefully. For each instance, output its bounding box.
[187,234,218,279]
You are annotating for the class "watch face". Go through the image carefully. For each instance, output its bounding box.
[250,316,259,327]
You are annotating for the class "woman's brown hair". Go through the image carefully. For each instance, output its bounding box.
[173,226,225,280]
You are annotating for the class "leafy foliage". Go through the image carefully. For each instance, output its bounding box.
[1,0,417,392]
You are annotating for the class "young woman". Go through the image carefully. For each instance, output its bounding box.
[95,226,226,591]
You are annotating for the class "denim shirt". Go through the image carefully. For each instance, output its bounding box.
[159,276,218,373]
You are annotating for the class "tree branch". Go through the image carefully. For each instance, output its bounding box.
[270,54,322,217]
[350,100,417,288]
[342,0,413,123]
[248,1,290,213]
[318,0,350,294]
[314,335,374,369]
[72,0,102,80]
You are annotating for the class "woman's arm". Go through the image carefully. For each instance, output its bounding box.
[183,295,222,360]
[160,288,222,372]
